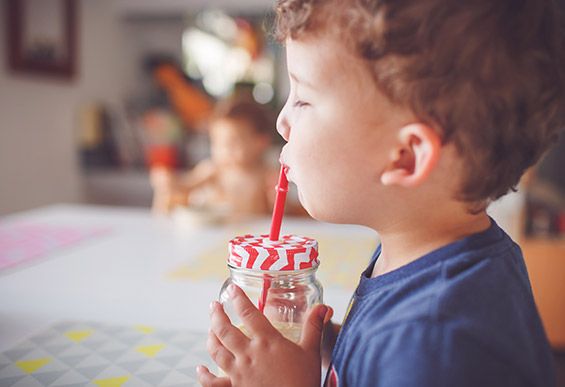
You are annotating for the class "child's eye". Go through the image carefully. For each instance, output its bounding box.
[293,100,310,108]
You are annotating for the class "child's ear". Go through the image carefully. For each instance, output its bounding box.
[380,123,442,187]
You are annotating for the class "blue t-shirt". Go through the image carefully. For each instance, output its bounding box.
[324,219,555,387]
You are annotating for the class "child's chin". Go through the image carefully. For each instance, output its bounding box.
[297,192,317,220]
[303,199,357,225]
[300,195,339,223]
[298,189,342,223]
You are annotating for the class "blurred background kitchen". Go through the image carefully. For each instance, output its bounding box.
[0,0,564,377]
[0,0,288,215]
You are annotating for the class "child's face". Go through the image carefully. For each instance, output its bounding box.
[277,34,413,224]
[210,118,268,168]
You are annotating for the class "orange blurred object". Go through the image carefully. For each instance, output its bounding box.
[153,64,213,131]
[235,19,262,60]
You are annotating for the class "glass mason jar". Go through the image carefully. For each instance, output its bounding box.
[219,234,323,343]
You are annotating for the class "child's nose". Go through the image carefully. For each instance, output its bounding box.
[276,107,291,142]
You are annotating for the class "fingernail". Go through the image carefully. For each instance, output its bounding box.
[228,284,236,297]
[209,301,216,313]
[318,305,328,321]
[324,307,333,324]
[196,365,203,374]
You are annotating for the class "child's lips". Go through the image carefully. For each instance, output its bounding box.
[279,159,292,181]
[279,149,292,181]
[281,164,292,180]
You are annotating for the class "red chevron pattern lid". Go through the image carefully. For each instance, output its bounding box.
[228,234,319,271]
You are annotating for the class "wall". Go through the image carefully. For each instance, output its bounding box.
[116,0,271,16]
[120,16,186,98]
[0,0,137,215]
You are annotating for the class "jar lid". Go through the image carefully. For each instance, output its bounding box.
[228,234,319,271]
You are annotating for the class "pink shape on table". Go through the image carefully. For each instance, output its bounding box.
[0,224,110,271]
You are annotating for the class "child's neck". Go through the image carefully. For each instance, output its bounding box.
[371,210,491,278]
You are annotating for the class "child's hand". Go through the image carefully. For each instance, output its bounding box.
[149,167,175,192]
[197,284,333,387]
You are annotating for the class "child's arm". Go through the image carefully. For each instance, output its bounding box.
[176,159,217,195]
[149,161,218,214]
[197,285,333,387]
[150,167,187,214]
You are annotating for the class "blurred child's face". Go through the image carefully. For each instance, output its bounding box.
[277,34,413,224]
[210,118,268,168]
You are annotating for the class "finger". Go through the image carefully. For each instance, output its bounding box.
[207,329,235,372]
[300,304,333,352]
[229,284,277,336]
[196,365,232,387]
[210,301,250,353]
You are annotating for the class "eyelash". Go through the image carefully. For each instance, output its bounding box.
[293,100,309,108]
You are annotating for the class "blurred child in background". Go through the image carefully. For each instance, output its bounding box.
[150,97,280,220]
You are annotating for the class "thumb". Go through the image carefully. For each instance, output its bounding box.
[300,304,333,352]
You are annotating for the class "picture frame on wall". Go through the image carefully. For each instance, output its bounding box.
[5,0,78,79]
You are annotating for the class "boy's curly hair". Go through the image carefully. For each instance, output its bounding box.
[275,0,565,205]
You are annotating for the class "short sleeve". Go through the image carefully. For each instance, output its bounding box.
[341,321,534,387]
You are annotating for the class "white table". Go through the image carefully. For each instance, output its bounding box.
[0,205,377,352]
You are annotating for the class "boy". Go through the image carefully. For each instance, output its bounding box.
[197,0,565,386]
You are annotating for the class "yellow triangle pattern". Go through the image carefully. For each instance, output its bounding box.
[15,357,52,374]
[135,343,165,357]
[93,375,130,387]
[134,325,155,334]
[65,329,94,343]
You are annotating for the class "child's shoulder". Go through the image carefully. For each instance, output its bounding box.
[334,230,553,385]
[188,159,218,177]
[350,223,531,338]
